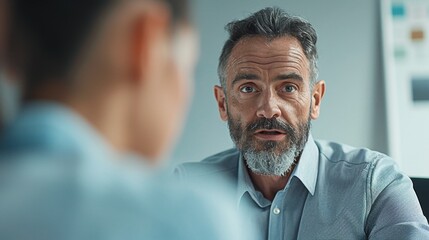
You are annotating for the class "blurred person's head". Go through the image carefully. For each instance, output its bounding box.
[0,0,10,65]
[214,7,325,176]
[6,0,198,163]
[0,0,11,130]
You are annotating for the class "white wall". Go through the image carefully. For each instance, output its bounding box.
[173,0,388,163]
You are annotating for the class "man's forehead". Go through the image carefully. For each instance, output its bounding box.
[230,35,304,58]
[226,35,310,77]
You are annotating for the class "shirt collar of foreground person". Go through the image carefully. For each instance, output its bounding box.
[0,0,246,239]
[175,6,429,240]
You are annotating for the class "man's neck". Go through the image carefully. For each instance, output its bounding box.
[247,162,298,201]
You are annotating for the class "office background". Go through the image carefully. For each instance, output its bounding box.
[0,0,427,217]
[173,0,388,163]
[2,0,425,175]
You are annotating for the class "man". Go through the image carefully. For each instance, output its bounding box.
[0,0,241,239]
[176,7,429,239]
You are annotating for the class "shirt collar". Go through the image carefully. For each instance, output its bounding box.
[237,150,258,206]
[293,134,318,196]
[9,101,154,188]
[236,134,319,205]
[21,101,117,160]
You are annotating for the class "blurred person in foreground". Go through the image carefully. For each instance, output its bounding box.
[0,0,11,130]
[176,7,429,239]
[0,0,242,239]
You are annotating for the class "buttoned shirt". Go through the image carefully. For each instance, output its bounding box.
[0,102,243,240]
[176,135,429,239]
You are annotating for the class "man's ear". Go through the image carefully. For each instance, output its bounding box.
[214,85,228,121]
[129,3,170,83]
[310,80,326,120]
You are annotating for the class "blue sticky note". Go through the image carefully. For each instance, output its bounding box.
[412,78,429,101]
[392,4,405,17]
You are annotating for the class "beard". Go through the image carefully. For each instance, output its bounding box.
[227,113,311,176]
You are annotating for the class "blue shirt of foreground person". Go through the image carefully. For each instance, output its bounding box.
[175,7,429,240]
[0,0,243,239]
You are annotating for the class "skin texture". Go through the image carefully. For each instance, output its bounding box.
[68,1,198,163]
[214,36,325,200]
[7,1,198,163]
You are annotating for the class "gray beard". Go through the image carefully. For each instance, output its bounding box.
[226,105,312,177]
[227,116,311,177]
[243,144,298,176]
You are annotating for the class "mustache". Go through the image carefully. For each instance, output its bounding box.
[246,118,295,135]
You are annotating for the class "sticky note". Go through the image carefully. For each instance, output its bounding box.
[410,29,425,41]
[412,78,429,101]
[394,46,406,59]
[392,4,406,18]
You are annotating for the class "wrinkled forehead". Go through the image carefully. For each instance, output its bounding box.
[226,36,310,80]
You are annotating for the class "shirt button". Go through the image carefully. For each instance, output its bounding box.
[273,207,280,215]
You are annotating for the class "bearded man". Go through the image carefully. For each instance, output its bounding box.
[176,7,429,240]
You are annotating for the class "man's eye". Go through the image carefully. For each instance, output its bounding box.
[283,85,297,93]
[240,86,256,93]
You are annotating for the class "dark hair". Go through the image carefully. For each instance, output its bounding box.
[218,7,318,89]
[7,0,189,99]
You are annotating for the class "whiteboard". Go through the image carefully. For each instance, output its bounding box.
[381,0,429,178]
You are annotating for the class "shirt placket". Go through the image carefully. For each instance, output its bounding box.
[268,190,285,240]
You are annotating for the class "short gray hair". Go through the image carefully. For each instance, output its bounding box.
[218,7,319,89]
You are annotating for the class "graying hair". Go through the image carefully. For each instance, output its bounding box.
[218,7,319,89]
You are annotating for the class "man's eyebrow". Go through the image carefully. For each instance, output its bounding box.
[275,73,304,82]
[232,73,260,85]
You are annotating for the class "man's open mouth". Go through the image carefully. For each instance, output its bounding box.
[255,129,286,135]
[254,129,286,140]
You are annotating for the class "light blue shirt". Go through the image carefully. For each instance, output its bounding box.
[0,102,243,240]
[176,135,429,239]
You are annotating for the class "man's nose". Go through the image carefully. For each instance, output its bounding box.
[256,91,281,119]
